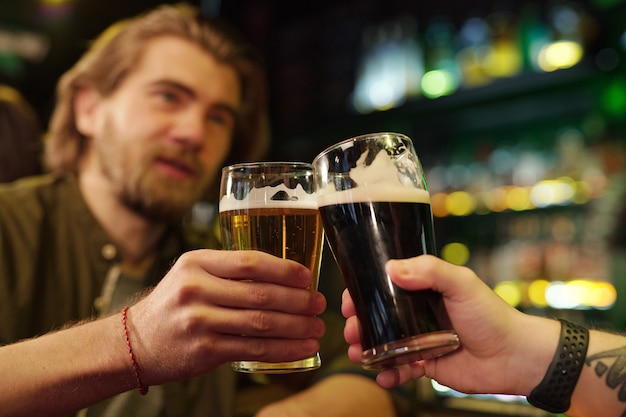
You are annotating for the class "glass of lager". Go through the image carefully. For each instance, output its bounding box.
[219,162,324,373]
[313,132,460,370]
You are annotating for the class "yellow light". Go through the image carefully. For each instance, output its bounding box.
[554,177,576,204]
[421,70,457,99]
[473,191,491,215]
[431,192,449,217]
[506,186,533,211]
[591,282,617,309]
[483,40,523,78]
[40,0,72,4]
[569,279,595,307]
[484,187,508,212]
[538,41,584,72]
[530,181,554,207]
[546,281,581,309]
[530,179,575,207]
[445,191,476,216]
[570,280,616,309]
[441,242,470,265]
[545,280,617,310]
[528,279,549,308]
[494,281,522,307]
[572,180,592,204]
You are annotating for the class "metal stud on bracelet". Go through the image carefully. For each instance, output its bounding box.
[527,319,589,413]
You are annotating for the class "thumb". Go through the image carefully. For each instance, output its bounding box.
[385,255,474,296]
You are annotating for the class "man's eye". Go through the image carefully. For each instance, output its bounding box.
[159,91,178,103]
[208,112,234,127]
[208,114,225,125]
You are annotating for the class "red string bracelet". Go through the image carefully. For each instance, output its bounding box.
[122,306,149,395]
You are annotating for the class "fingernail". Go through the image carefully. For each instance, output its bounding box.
[312,292,326,314]
[388,259,409,276]
[299,268,314,288]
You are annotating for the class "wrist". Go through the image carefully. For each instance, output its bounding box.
[122,306,149,395]
[526,319,589,413]
[511,314,561,397]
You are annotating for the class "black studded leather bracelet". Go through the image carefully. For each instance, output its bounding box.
[527,319,589,413]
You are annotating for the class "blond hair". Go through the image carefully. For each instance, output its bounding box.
[44,3,269,174]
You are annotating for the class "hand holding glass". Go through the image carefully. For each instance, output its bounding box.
[219,162,324,373]
[313,132,460,370]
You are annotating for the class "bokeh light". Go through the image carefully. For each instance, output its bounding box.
[441,242,470,265]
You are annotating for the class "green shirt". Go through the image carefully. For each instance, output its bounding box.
[0,174,239,416]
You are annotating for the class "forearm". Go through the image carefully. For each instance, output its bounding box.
[512,315,626,417]
[256,374,396,417]
[567,329,626,417]
[510,313,562,397]
[0,314,134,417]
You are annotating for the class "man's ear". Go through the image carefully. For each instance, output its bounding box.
[74,88,102,136]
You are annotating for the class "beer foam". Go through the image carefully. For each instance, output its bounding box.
[317,185,430,207]
[351,150,402,186]
[317,143,429,207]
[219,183,317,212]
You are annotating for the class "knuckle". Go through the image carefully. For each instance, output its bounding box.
[176,250,198,267]
[418,254,439,275]
[249,284,272,308]
[169,251,201,276]
[248,338,270,359]
[232,251,258,273]
[249,310,275,334]
[178,309,204,334]
[303,291,321,313]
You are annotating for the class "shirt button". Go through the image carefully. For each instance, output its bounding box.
[101,244,117,260]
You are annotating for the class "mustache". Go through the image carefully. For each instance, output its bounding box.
[153,148,203,177]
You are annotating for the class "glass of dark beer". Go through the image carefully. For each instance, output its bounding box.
[313,132,460,370]
[219,162,324,373]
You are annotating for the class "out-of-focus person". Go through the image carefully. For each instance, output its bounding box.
[0,3,408,417]
[0,84,42,182]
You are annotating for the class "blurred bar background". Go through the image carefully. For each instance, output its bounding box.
[3,0,626,415]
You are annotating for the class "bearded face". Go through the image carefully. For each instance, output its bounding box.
[77,37,240,225]
[96,113,215,223]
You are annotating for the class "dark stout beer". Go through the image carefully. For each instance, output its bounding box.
[318,187,458,368]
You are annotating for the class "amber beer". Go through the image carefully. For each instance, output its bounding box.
[219,161,323,373]
[318,186,457,368]
[219,206,323,286]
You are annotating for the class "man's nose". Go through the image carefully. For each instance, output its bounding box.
[171,109,206,149]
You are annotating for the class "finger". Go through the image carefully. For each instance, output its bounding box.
[203,306,326,339]
[213,334,321,363]
[376,363,426,388]
[343,315,361,345]
[376,368,401,388]
[340,288,356,318]
[196,277,326,316]
[347,344,362,364]
[386,255,479,297]
[186,249,315,289]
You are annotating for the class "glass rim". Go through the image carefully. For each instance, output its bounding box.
[222,161,312,173]
[312,132,412,166]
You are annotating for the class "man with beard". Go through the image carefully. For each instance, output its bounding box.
[0,4,409,417]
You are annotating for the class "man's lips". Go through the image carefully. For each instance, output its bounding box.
[155,156,197,180]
